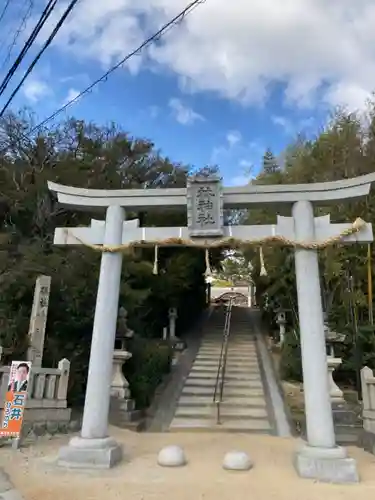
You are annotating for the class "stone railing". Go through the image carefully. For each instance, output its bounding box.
[360,366,375,454]
[0,359,72,434]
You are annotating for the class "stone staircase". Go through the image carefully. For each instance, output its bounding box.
[169,306,273,433]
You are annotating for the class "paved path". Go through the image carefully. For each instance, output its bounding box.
[0,468,24,500]
[1,429,375,500]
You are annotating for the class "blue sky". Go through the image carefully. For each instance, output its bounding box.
[1,0,374,185]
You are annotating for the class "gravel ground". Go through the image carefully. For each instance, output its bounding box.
[1,428,375,500]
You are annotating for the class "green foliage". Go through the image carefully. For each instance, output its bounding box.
[216,250,252,285]
[333,325,375,385]
[0,110,212,407]
[246,101,375,386]
[262,148,280,175]
[279,330,302,382]
[123,338,173,409]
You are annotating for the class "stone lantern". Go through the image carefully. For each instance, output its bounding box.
[275,308,288,345]
[168,307,185,358]
[323,316,346,403]
[110,307,134,408]
[168,307,178,340]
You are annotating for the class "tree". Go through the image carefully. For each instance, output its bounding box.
[262,148,279,175]
[217,250,253,285]
[245,103,375,381]
[0,110,212,406]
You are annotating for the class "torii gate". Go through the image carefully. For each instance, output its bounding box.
[49,174,375,482]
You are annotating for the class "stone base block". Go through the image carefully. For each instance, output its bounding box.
[110,397,135,413]
[294,444,359,484]
[58,436,123,469]
[360,430,375,455]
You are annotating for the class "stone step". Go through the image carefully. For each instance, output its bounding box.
[193,361,258,368]
[199,348,257,352]
[189,371,261,380]
[201,336,255,346]
[194,355,258,361]
[184,378,263,388]
[182,386,265,397]
[178,396,267,407]
[188,372,261,381]
[175,405,268,419]
[169,418,271,433]
[192,364,259,372]
[201,341,257,346]
[203,334,255,338]
[191,363,259,371]
[192,360,259,367]
[198,348,257,355]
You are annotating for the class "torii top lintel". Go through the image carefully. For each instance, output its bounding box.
[47,173,375,211]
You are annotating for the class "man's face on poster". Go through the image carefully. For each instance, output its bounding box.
[16,365,28,382]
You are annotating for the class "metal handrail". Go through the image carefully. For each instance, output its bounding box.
[213,299,233,424]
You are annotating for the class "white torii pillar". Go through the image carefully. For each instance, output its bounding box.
[58,209,129,468]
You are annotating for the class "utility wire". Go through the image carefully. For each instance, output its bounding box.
[0,0,11,27]
[0,0,34,75]
[29,0,207,134]
[0,0,57,98]
[0,0,80,117]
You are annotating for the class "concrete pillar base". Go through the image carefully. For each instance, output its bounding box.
[294,443,359,483]
[57,436,123,469]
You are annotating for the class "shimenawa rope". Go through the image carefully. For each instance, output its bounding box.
[62,217,366,252]
[62,218,366,277]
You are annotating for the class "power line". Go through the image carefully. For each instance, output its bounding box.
[0,0,57,98]
[0,0,80,117]
[0,0,12,27]
[0,0,34,74]
[29,0,207,134]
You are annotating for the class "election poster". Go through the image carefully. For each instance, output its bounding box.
[0,361,31,438]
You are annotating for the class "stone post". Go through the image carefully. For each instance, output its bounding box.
[57,358,70,401]
[58,205,125,469]
[292,200,358,483]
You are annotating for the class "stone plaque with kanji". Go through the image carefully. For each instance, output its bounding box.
[187,176,224,237]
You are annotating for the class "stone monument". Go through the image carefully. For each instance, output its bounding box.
[48,173,375,481]
[27,275,51,366]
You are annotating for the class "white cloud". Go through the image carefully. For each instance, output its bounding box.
[226,130,242,147]
[29,0,375,112]
[168,97,204,125]
[22,78,52,103]
[63,88,81,105]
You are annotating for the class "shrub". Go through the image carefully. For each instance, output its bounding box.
[124,337,172,409]
[279,329,302,382]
